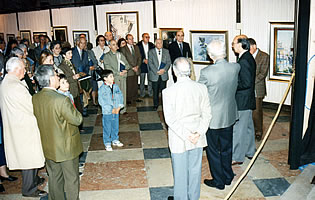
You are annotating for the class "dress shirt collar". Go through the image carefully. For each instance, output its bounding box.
[253,48,259,59]
[0,49,3,54]
[239,50,247,58]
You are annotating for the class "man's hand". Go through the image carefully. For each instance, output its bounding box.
[188,133,200,145]
[115,107,121,114]
[132,66,139,72]
[120,70,127,76]
[144,59,148,64]
[157,69,165,75]
[73,74,80,79]
[112,109,116,114]
[90,66,95,71]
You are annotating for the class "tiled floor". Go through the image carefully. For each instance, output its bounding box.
[0,98,300,200]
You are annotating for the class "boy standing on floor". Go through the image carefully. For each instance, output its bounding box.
[99,69,124,151]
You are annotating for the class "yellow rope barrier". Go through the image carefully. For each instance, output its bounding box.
[224,72,296,200]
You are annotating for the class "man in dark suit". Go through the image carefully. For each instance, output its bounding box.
[34,35,48,63]
[120,34,142,104]
[0,39,5,81]
[147,39,171,110]
[33,65,83,200]
[248,38,270,141]
[231,35,257,165]
[168,31,192,82]
[199,40,240,190]
[137,33,155,97]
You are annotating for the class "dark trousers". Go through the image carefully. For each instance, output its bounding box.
[127,75,138,103]
[152,76,166,107]
[22,169,38,195]
[253,97,263,136]
[74,96,83,130]
[205,126,234,187]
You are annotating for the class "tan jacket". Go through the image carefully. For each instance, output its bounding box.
[32,88,83,162]
[103,50,131,80]
[120,45,142,76]
[59,60,80,98]
[0,74,45,170]
[255,49,270,98]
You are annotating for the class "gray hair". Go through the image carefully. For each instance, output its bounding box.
[6,57,24,72]
[11,47,24,57]
[18,44,27,50]
[207,40,226,60]
[35,65,55,88]
[173,57,191,77]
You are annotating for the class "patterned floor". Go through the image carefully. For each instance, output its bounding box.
[0,98,300,200]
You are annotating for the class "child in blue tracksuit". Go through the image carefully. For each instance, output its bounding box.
[98,69,124,151]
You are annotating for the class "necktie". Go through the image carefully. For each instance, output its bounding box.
[131,46,135,55]
[179,43,183,56]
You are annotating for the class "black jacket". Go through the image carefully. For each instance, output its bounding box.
[137,41,155,73]
[168,41,192,64]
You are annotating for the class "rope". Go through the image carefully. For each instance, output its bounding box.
[224,72,296,200]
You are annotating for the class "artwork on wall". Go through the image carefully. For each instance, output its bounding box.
[159,28,183,49]
[106,11,139,42]
[73,30,89,45]
[269,22,294,81]
[190,30,228,64]
[6,34,15,42]
[53,26,68,42]
[33,32,47,36]
[0,33,4,40]
[20,30,32,43]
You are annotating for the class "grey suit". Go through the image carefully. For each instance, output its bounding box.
[148,48,171,108]
[199,59,240,188]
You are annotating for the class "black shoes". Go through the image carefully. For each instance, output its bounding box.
[36,176,45,186]
[22,189,47,197]
[153,106,158,111]
[204,179,225,190]
[167,196,174,200]
[0,175,18,182]
[0,184,5,192]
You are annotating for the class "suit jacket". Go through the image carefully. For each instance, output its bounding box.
[137,41,155,73]
[0,51,4,81]
[0,74,45,170]
[147,48,171,82]
[58,60,80,98]
[33,88,83,162]
[255,49,270,98]
[162,77,211,153]
[169,41,192,63]
[199,59,240,129]
[120,45,142,76]
[236,51,257,111]
[71,47,89,74]
[103,50,131,80]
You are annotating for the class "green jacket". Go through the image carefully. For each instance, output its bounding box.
[33,88,83,162]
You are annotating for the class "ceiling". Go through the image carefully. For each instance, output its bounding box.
[0,0,153,14]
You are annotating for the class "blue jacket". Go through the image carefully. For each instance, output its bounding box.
[98,83,124,115]
[71,47,90,74]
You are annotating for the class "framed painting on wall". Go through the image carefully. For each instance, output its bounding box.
[53,26,68,43]
[106,11,139,42]
[190,30,228,64]
[0,33,4,40]
[6,34,15,42]
[20,30,32,43]
[72,30,89,45]
[269,22,294,81]
[33,32,47,37]
[159,28,183,49]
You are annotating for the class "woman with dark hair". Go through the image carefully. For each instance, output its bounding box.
[92,35,109,69]
[50,41,63,73]
[117,38,127,51]
[38,49,54,66]
[4,39,18,60]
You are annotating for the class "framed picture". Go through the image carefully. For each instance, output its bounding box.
[6,34,15,42]
[159,28,183,49]
[269,22,294,81]
[53,26,68,42]
[0,33,4,40]
[190,30,228,64]
[106,11,139,42]
[72,30,89,45]
[20,30,32,43]
[33,32,47,36]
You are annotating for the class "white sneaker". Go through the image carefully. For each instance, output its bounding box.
[112,140,124,147]
[105,145,113,151]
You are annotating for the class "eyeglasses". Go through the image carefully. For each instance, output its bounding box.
[145,36,150,38]
[99,40,105,41]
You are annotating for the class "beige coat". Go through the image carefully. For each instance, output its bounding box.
[0,74,45,170]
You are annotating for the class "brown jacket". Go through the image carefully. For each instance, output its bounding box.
[120,45,142,76]
[59,60,80,98]
[255,49,270,98]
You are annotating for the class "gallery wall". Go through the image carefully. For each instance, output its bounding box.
[0,0,295,104]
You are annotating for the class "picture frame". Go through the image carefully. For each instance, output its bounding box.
[33,32,47,37]
[72,30,89,46]
[0,33,4,40]
[159,28,183,49]
[6,34,15,42]
[269,22,294,81]
[53,26,68,43]
[20,30,32,43]
[190,30,228,64]
[106,11,139,42]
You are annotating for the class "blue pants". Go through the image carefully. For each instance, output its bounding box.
[102,114,119,146]
[171,148,203,200]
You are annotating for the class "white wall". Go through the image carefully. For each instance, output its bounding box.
[0,0,295,104]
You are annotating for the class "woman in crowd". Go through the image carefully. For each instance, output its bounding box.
[51,41,63,73]
[92,35,110,69]
[117,38,127,51]
[38,49,54,65]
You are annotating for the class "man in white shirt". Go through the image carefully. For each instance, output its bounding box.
[163,57,211,200]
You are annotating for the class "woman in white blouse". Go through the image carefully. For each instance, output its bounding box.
[92,35,110,70]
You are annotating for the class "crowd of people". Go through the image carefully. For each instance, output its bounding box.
[0,30,269,200]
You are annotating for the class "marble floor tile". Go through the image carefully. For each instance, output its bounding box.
[139,123,164,131]
[80,134,92,143]
[262,139,289,152]
[79,188,150,200]
[231,180,265,199]
[81,126,94,134]
[253,177,290,197]
[87,109,98,115]
[138,111,161,124]
[93,125,103,134]
[263,123,289,141]
[82,141,90,152]
[145,159,173,187]
[137,106,156,112]
[80,161,148,190]
[157,111,166,123]
[119,112,139,124]
[140,130,168,149]
[143,148,171,159]
[136,98,154,107]
[149,186,173,200]
[86,149,144,163]
[95,114,102,126]
[119,123,140,132]
[126,106,137,113]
